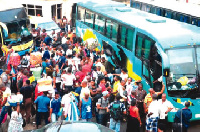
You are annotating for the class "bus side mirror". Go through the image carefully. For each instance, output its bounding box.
[163,69,170,77]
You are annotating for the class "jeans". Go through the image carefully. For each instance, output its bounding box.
[109,118,120,132]
[36,112,49,127]
[0,106,11,124]
[98,113,109,126]
[51,113,59,122]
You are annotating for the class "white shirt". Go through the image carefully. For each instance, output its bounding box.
[148,100,160,118]
[120,73,128,81]
[118,85,127,99]
[158,99,173,119]
[80,87,90,100]
[62,37,67,44]
[53,55,60,62]
[62,74,75,86]
[66,49,73,56]
[61,93,75,112]
[73,57,80,70]
[126,84,133,97]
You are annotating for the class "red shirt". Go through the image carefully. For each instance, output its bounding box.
[129,106,138,118]
[99,83,106,92]
[75,71,86,82]
[34,84,43,100]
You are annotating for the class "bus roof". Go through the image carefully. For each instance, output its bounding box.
[133,0,200,18]
[0,1,23,11]
[78,0,200,50]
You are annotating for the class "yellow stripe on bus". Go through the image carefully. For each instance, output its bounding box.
[12,40,33,51]
[127,59,141,81]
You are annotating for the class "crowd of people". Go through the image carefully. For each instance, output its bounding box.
[0,16,192,132]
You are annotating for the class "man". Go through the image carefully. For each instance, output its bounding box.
[42,47,50,60]
[49,92,61,122]
[93,88,103,123]
[127,90,136,105]
[59,52,66,69]
[146,94,160,132]
[118,80,127,101]
[34,91,50,128]
[79,92,92,121]
[20,80,34,124]
[144,83,165,112]
[53,51,60,64]
[97,91,109,126]
[1,69,11,89]
[0,84,11,124]
[135,83,147,132]
[112,76,121,96]
[80,81,90,100]
[157,93,173,132]
[174,102,192,132]
[108,94,126,132]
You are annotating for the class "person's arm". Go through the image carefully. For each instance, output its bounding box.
[1,97,7,107]
[16,102,20,114]
[136,108,142,125]
[53,76,56,88]
[157,83,165,95]
[79,99,82,118]
[49,108,53,122]
[97,99,107,110]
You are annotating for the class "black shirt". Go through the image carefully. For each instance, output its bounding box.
[20,85,34,99]
[93,93,103,104]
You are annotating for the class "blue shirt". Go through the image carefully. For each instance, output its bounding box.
[43,36,52,45]
[81,97,92,119]
[50,97,61,114]
[34,95,50,112]
[174,109,192,128]
[59,56,66,69]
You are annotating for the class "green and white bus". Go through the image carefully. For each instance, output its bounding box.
[76,0,200,122]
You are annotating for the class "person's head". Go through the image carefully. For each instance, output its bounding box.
[127,78,132,84]
[185,102,190,108]
[55,92,59,99]
[121,80,126,86]
[26,80,30,85]
[23,70,29,76]
[67,68,72,74]
[116,93,121,101]
[149,88,155,94]
[42,29,46,33]
[69,45,72,49]
[43,91,48,96]
[96,66,101,71]
[81,81,87,88]
[121,68,127,74]
[5,69,10,74]
[131,98,137,106]
[101,57,106,63]
[138,83,143,90]
[152,94,157,101]
[90,80,95,86]
[82,56,86,61]
[114,76,121,82]
[45,59,48,62]
[161,93,167,102]
[85,92,89,99]
[99,77,105,84]
[0,84,6,91]
[52,30,55,34]
[131,90,136,97]
[86,75,91,82]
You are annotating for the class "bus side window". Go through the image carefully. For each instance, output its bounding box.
[132,1,136,8]
[191,18,197,25]
[150,6,156,14]
[146,5,151,13]
[141,3,146,12]
[197,19,200,27]
[156,8,161,16]
[105,19,112,39]
[85,10,94,29]
[135,34,143,58]
[94,14,105,34]
[77,6,85,23]
[136,2,141,10]
[126,28,134,51]
[120,26,127,47]
[111,22,118,43]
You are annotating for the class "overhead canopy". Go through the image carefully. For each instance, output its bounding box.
[0,8,27,23]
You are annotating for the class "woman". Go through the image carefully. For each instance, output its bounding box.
[53,65,62,93]
[126,99,142,132]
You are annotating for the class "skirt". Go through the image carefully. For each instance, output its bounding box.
[126,115,140,132]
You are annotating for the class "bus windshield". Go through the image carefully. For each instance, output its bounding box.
[166,48,198,92]
[38,21,59,31]
[4,19,32,45]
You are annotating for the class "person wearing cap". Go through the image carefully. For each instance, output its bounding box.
[96,91,110,126]
[34,91,50,128]
[146,94,160,132]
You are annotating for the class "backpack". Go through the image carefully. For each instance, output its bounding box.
[110,102,123,121]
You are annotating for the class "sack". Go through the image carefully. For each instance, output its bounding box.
[110,102,123,121]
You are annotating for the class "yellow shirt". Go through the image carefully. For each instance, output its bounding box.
[113,81,120,96]
[29,76,35,84]
[3,89,11,106]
